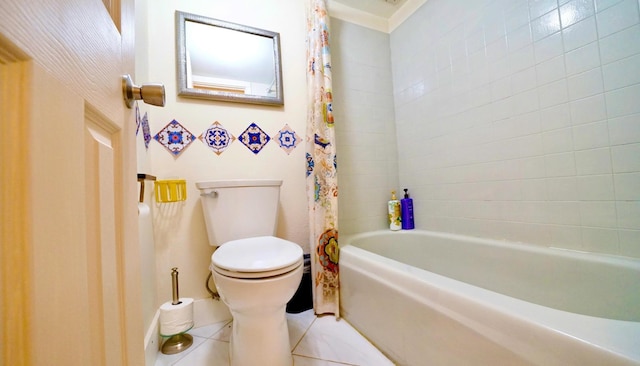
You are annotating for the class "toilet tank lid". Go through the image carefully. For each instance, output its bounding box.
[196,179,282,190]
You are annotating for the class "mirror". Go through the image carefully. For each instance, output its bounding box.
[176,11,284,106]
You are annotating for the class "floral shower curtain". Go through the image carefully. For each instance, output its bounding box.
[306,0,339,316]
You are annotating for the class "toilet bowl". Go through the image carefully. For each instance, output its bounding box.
[211,236,303,366]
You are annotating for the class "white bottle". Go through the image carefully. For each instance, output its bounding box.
[388,190,401,231]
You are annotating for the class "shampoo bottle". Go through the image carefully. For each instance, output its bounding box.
[401,188,415,230]
[388,190,401,231]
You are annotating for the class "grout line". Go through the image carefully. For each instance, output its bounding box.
[293,354,359,365]
[290,313,317,352]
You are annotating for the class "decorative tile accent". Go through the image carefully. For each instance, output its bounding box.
[135,102,141,136]
[141,112,151,149]
[154,119,195,157]
[199,121,235,155]
[238,122,270,154]
[274,124,301,155]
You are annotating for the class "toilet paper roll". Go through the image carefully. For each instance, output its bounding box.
[159,297,194,336]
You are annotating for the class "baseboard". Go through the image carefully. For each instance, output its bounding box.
[144,309,160,366]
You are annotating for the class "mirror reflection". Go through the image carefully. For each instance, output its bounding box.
[176,11,284,106]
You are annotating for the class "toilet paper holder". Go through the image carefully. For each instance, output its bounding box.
[137,173,156,203]
[171,267,181,305]
[160,267,194,355]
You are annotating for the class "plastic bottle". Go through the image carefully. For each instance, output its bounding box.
[401,188,415,230]
[388,190,401,231]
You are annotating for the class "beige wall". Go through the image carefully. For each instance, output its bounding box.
[136,0,309,314]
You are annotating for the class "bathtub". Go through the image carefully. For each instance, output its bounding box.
[339,230,640,366]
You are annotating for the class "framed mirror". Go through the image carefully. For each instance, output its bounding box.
[175,11,284,106]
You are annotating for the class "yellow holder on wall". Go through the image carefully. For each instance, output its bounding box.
[154,179,187,203]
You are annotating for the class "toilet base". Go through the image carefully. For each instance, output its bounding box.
[211,256,303,366]
[229,305,292,366]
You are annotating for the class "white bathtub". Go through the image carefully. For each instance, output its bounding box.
[339,230,640,366]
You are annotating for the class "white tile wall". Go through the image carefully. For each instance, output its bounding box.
[562,16,598,51]
[330,0,640,256]
[609,114,640,144]
[596,0,639,37]
[599,24,640,63]
[331,19,399,235]
[384,0,640,257]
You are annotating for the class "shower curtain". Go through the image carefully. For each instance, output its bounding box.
[306,0,339,316]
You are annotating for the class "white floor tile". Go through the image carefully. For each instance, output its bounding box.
[287,309,317,350]
[292,315,394,366]
[154,312,394,366]
[211,321,232,342]
[293,355,354,365]
[173,339,229,366]
[154,334,209,366]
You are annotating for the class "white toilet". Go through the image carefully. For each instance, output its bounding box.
[196,179,303,366]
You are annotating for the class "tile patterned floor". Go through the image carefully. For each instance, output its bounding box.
[154,309,394,366]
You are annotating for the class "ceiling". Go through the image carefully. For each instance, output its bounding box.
[331,0,409,19]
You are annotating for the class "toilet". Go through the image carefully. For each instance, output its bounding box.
[196,179,303,366]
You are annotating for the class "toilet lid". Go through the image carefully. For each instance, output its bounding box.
[211,260,302,279]
[212,236,303,275]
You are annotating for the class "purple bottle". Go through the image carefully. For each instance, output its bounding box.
[401,188,414,230]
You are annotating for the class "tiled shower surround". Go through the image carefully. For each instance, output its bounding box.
[332,20,399,235]
[333,0,640,257]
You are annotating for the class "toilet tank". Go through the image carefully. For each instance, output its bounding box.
[196,179,282,246]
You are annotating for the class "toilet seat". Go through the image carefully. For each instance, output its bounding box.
[212,260,302,279]
[211,236,303,279]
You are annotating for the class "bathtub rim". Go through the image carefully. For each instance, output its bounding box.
[340,230,640,364]
[344,230,640,269]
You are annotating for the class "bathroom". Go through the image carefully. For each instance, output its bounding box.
[0,0,637,362]
[134,0,640,364]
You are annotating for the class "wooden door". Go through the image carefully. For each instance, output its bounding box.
[0,0,143,365]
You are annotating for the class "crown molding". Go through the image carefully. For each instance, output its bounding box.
[327,0,429,33]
